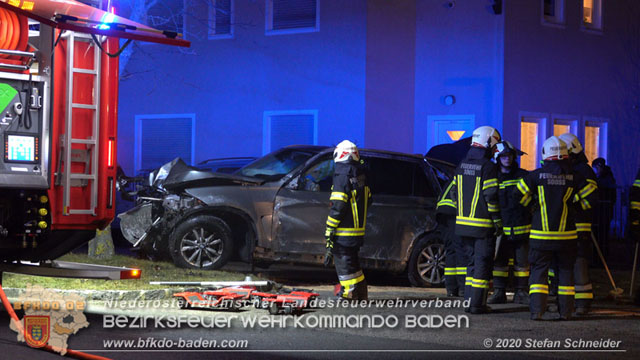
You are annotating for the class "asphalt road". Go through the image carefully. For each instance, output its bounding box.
[1,281,638,360]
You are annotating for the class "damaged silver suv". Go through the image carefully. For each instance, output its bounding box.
[118,146,454,286]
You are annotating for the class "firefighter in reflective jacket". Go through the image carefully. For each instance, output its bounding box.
[631,168,640,235]
[450,126,503,314]
[324,140,372,300]
[630,168,640,304]
[488,141,531,305]
[558,133,598,315]
[437,179,467,297]
[517,136,594,320]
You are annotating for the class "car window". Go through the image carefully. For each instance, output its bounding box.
[237,148,316,180]
[364,156,435,197]
[413,163,436,198]
[299,157,335,192]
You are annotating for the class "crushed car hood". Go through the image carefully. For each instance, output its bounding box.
[156,158,264,190]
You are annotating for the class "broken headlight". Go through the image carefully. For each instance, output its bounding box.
[162,194,201,212]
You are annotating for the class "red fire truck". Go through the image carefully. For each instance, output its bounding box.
[0,0,188,262]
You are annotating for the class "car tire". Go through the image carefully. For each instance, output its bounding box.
[408,234,446,287]
[169,215,233,270]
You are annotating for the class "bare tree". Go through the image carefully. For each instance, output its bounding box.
[118,0,159,75]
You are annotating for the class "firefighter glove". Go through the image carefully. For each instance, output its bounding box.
[493,219,504,237]
[324,227,335,267]
[323,249,334,267]
[325,227,335,249]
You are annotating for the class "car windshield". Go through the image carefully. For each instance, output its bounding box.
[236,148,318,180]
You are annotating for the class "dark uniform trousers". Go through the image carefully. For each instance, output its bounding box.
[493,238,530,289]
[443,217,468,293]
[574,233,593,307]
[549,233,593,302]
[333,242,368,300]
[462,236,495,308]
[529,246,577,317]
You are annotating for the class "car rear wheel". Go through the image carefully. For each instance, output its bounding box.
[169,215,233,270]
[408,235,446,287]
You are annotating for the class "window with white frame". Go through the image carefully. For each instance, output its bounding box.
[209,0,233,38]
[583,119,607,164]
[263,111,317,154]
[582,0,602,31]
[135,114,195,174]
[145,0,186,41]
[541,0,565,26]
[266,0,319,35]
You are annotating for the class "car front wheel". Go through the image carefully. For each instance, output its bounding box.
[169,215,233,270]
[408,235,446,287]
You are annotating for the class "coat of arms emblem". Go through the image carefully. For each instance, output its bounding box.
[24,315,50,348]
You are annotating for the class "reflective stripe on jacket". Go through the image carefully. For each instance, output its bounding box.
[326,161,372,246]
[517,161,593,250]
[498,167,531,241]
[451,147,502,238]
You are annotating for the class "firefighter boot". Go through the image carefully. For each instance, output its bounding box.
[470,288,492,314]
[513,289,530,305]
[487,288,507,304]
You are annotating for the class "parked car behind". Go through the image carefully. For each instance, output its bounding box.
[118,146,455,286]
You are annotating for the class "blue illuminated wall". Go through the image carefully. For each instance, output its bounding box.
[413,0,503,154]
[117,0,367,175]
[117,0,639,185]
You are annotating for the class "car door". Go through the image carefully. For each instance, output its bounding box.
[271,155,334,255]
[271,152,440,268]
[359,155,438,266]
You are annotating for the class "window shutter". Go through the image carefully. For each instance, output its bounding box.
[270,114,314,150]
[139,116,193,173]
[272,0,317,30]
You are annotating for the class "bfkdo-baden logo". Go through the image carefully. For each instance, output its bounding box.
[24,315,50,348]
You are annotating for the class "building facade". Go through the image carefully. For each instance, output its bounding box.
[117,0,639,186]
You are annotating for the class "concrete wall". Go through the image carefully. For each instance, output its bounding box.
[413,0,504,154]
[364,0,416,153]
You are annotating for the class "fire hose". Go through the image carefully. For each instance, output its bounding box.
[0,7,29,59]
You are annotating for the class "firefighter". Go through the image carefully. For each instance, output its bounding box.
[517,136,594,320]
[450,126,503,314]
[631,168,640,304]
[437,179,467,297]
[558,133,598,315]
[487,141,531,305]
[324,140,372,301]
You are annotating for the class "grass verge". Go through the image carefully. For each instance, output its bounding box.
[2,253,249,291]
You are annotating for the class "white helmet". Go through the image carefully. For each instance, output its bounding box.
[333,140,360,163]
[558,133,583,155]
[471,126,501,149]
[541,136,569,161]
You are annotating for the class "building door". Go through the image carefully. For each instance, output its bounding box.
[427,115,475,151]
